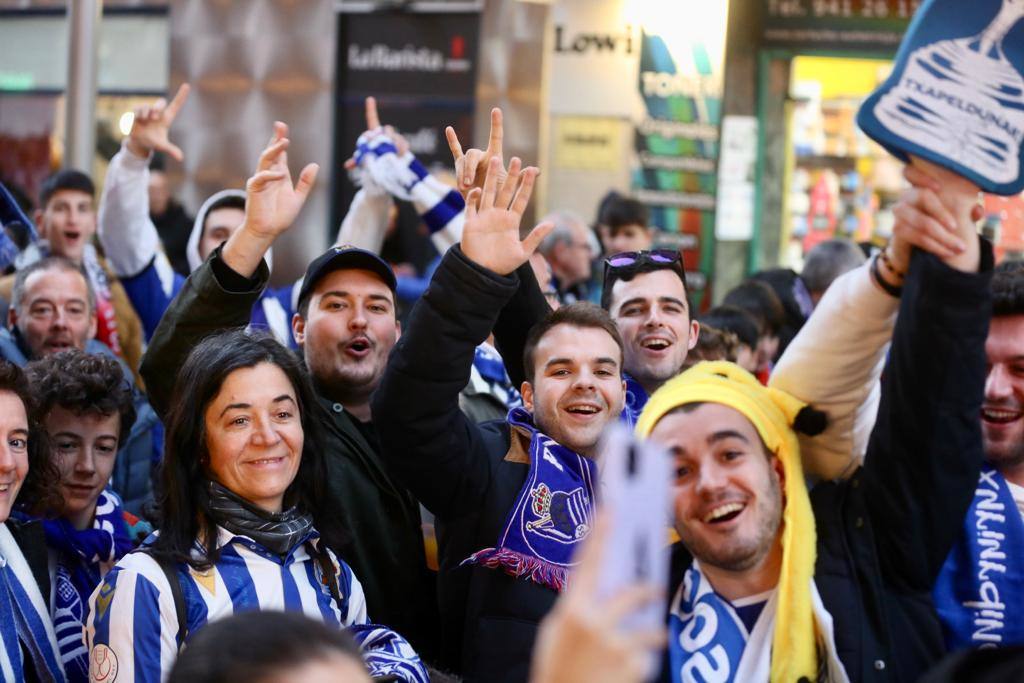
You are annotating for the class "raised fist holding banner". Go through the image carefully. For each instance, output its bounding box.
[858,0,1024,194]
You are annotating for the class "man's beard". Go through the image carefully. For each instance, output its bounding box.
[984,434,1024,473]
[679,475,782,572]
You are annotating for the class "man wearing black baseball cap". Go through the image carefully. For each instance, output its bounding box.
[138,122,438,658]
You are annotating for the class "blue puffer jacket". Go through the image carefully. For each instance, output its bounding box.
[0,328,162,516]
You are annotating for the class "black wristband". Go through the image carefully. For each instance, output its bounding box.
[871,253,903,298]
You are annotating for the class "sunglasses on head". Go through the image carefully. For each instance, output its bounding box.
[604,249,681,270]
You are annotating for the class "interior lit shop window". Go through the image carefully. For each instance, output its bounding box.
[0,12,167,208]
[781,56,900,268]
[781,54,1024,267]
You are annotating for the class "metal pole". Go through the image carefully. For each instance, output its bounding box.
[65,0,102,171]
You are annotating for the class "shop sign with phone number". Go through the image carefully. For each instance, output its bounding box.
[763,0,922,51]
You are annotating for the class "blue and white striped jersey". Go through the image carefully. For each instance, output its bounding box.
[85,527,425,683]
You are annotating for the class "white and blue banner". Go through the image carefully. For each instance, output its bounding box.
[857,0,1024,194]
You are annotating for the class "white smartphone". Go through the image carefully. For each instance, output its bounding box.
[596,421,672,678]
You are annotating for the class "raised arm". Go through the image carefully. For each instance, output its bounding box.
[140,122,317,415]
[370,157,552,518]
[771,164,979,482]
[862,161,991,591]
[343,97,466,254]
[443,107,549,388]
[98,85,190,338]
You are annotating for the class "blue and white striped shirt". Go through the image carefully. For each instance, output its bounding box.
[85,527,425,683]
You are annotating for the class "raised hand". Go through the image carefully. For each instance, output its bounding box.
[461,156,552,276]
[892,159,982,274]
[242,121,319,241]
[530,514,665,683]
[344,96,410,171]
[126,83,190,161]
[446,107,506,197]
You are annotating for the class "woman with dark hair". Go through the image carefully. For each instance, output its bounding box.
[0,359,66,681]
[85,330,427,683]
[18,350,148,683]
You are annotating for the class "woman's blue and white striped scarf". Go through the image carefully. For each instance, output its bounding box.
[0,522,65,682]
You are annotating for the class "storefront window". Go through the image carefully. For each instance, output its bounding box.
[781,55,903,268]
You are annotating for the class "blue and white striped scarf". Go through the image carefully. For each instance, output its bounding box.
[0,522,65,682]
[352,131,465,251]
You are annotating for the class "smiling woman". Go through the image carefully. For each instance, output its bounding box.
[85,330,428,683]
[0,360,66,681]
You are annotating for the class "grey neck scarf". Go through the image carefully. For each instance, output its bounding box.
[205,480,314,557]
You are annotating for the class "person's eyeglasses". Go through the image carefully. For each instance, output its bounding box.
[604,249,681,271]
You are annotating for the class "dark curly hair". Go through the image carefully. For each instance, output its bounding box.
[152,329,345,570]
[25,350,136,445]
[0,361,61,516]
[992,260,1024,317]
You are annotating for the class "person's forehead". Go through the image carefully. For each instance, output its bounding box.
[205,206,245,230]
[611,222,646,235]
[212,362,296,406]
[649,403,757,448]
[312,268,394,300]
[45,404,120,433]
[535,323,619,360]
[24,268,89,299]
[610,269,685,307]
[0,391,27,425]
[987,315,1024,360]
[46,189,92,207]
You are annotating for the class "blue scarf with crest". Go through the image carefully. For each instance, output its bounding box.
[933,465,1024,649]
[462,408,597,591]
[620,374,648,428]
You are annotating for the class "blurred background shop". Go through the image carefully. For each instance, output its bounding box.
[1,0,1021,304]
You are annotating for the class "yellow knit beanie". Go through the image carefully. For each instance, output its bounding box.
[636,361,819,683]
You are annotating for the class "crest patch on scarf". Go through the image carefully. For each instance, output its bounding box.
[462,408,597,591]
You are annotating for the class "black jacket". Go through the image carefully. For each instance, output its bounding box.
[139,248,438,658]
[372,247,556,682]
[662,246,993,682]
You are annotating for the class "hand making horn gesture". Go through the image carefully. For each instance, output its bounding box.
[460,156,553,276]
[242,121,319,242]
[446,107,507,198]
[126,83,191,161]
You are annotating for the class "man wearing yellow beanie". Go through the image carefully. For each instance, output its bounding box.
[638,223,992,680]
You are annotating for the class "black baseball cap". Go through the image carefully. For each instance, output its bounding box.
[296,244,397,310]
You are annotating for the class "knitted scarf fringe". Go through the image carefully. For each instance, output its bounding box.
[462,547,567,592]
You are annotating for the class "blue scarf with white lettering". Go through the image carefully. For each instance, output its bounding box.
[933,465,1024,649]
[620,373,648,428]
[670,563,751,683]
[462,407,596,592]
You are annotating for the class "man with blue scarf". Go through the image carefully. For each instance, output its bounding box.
[372,156,625,681]
[637,161,993,682]
[788,166,1024,652]
[599,251,698,427]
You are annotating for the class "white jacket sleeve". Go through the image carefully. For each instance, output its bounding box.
[769,261,898,481]
[334,187,393,254]
[97,142,165,278]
